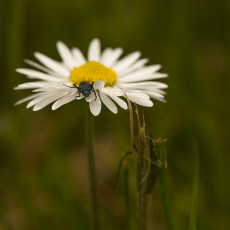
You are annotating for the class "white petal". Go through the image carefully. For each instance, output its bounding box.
[116,81,168,90]
[32,88,53,92]
[150,73,168,79]
[114,90,125,96]
[27,92,55,108]
[43,82,68,88]
[100,87,125,97]
[118,58,149,76]
[14,82,46,90]
[33,91,69,111]
[85,92,95,102]
[149,96,166,103]
[144,89,167,95]
[99,92,117,114]
[100,48,113,64]
[117,65,163,81]
[89,92,101,116]
[113,51,141,73]
[52,84,76,91]
[109,95,127,110]
[119,73,168,83]
[26,76,64,82]
[72,47,87,66]
[75,95,84,100]
[93,81,104,90]
[57,41,77,69]
[142,91,164,98]
[141,90,166,102]
[52,92,79,110]
[102,48,123,68]
[14,92,44,105]
[149,64,162,72]
[125,92,150,100]
[34,52,69,77]
[88,38,101,62]
[100,87,115,96]
[16,69,64,82]
[128,97,153,107]
[24,59,58,76]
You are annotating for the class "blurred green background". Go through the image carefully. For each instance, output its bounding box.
[0,0,230,229]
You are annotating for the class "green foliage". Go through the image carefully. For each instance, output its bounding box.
[0,0,229,229]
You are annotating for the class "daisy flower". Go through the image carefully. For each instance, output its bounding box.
[14,38,168,116]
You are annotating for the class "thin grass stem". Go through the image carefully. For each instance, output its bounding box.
[188,143,199,230]
[85,105,99,230]
[123,162,132,230]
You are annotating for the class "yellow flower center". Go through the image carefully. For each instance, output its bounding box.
[69,61,117,86]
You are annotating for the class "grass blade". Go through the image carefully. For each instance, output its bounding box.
[188,143,200,230]
[159,164,174,230]
[158,140,174,230]
[123,163,132,230]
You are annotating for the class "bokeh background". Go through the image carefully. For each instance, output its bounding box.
[0,0,230,229]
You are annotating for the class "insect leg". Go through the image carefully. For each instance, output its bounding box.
[91,83,97,101]
[74,85,80,90]
[93,90,97,101]
[75,91,81,99]
[63,84,77,88]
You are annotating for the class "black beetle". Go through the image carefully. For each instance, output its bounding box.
[64,81,97,101]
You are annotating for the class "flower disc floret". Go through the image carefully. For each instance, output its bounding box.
[69,61,117,86]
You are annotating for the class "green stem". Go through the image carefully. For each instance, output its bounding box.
[135,108,148,230]
[136,155,147,230]
[124,163,132,230]
[85,105,99,230]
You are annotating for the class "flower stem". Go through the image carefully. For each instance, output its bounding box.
[85,105,99,230]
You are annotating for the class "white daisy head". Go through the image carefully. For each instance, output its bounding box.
[14,38,168,116]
